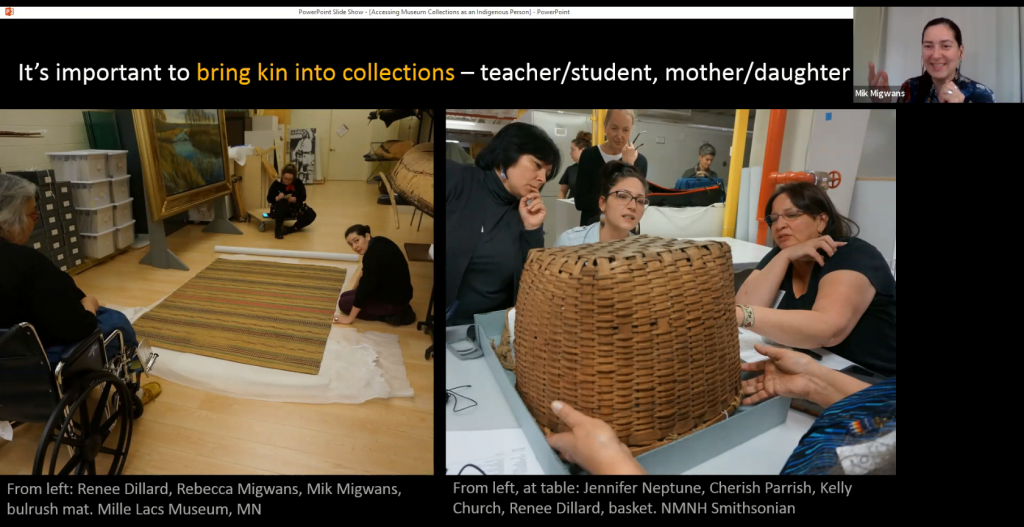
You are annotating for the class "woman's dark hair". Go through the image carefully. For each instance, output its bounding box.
[476,122,562,182]
[765,182,859,238]
[281,163,298,178]
[572,130,593,150]
[917,17,963,101]
[345,224,371,238]
[600,160,648,198]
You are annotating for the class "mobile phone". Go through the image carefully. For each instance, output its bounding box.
[262,213,269,218]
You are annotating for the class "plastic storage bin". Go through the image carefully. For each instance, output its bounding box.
[75,204,114,234]
[114,220,135,250]
[112,198,133,226]
[100,150,129,177]
[46,152,78,182]
[72,151,110,182]
[81,228,116,259]
[71,180,111,209]
[110,175,131,203]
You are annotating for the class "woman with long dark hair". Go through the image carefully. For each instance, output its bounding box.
[334,224,416,326]
[735,183,896,377]
[869,17,995,103]
[554,161,647,246]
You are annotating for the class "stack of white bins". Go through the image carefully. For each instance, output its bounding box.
[46,149,133,259]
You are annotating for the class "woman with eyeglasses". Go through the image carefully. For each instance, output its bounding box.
[555,161,646,247]
[573,109,649,227]
[0,173,162,405]
[735,182,896,378]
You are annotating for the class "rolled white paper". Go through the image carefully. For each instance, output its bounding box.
[214,246,359,261]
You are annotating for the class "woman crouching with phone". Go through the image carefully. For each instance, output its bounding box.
[268,164,317,239]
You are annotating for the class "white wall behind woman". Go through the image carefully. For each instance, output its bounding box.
[848,109,896,263]
[882,7,1020,102]
[0,109,108,171]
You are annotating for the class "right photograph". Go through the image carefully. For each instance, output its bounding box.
[854,6,1014,102]
[445,109,895,477]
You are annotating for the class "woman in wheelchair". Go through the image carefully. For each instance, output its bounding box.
[268,163,317,240]
[0,173,161,405]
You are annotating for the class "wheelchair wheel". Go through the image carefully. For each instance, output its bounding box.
[132,392,145,419]
[33,371,133,476]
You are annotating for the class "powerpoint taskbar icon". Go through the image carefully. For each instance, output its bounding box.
[5,7,12,16]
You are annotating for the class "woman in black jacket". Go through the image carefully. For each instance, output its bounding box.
[267,163,317,239]
[0,173,162,404]
[334,225,416,326]
[573,109,649,226]
[446,122,561,327]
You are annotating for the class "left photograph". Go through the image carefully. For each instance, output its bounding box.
[0,108,435,475]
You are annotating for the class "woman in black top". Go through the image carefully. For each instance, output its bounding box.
[0,173,163,404]
[558,131,592,200]
[335,225,416,326]
[267,163,317,239]
[446,122,561,327]
[735,183,896,377]
[573,109,649,226]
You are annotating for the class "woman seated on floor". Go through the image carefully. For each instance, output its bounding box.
[0,173,160,404]
[555,161,647,247]
[734,182,896,378]
[546,344,895,476]
[334,224,417,327]
[268,163,317,240]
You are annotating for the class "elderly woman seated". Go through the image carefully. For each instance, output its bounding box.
[0,173,161,404]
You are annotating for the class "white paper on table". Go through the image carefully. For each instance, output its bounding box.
[507,308,516,348]
[445,429,545,475]
[0,421,12,441]
[739,328,856,371]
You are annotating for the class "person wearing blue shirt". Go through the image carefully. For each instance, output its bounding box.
[554,161,647,247]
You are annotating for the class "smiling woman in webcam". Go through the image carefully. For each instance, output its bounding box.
[734,183,896,378]
[868,17,994,103]
[446,122,561,327]
[555,161,646,247]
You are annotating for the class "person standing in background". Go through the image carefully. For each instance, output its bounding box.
[558,131,592,200]
[573,109,648,227]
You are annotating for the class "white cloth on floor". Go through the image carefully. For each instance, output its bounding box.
[109,254,415,404]
[0,421,12,441]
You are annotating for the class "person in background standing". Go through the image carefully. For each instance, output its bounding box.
[573,109,648,227]
[558,131,592,200]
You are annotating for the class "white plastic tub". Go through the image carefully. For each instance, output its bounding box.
[110,175,131,202]
[81,227,116,259]
[46,152,78,182]
[114,220,135,250]
[71,179,111,209]
[112,198,133,226]
[69,151,110,182]
[75,203,114,234]
[93,150,129,177]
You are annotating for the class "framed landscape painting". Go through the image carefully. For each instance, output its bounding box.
[133,109,232,221]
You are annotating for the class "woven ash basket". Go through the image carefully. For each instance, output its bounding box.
[513,235,743,456]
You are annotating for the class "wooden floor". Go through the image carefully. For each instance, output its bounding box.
[0,181,435,475]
